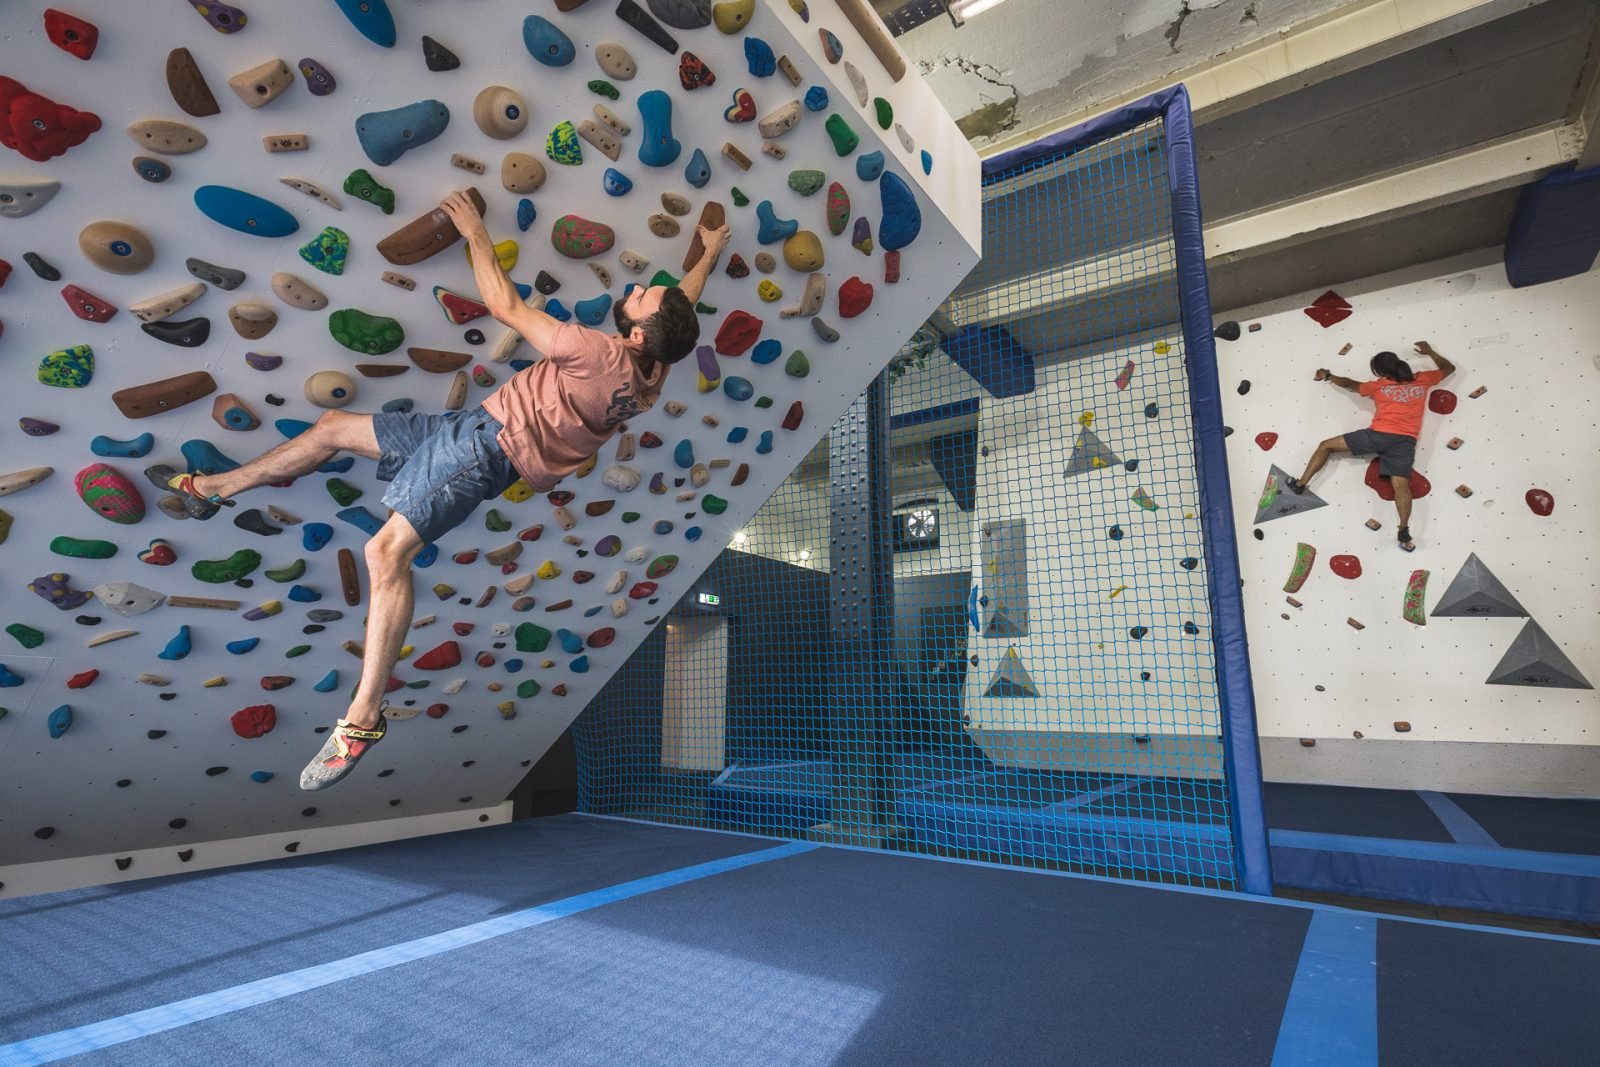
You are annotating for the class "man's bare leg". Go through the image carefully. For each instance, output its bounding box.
[344,513,425,729]
[193,410,381,501]
[1291,435,1350,491]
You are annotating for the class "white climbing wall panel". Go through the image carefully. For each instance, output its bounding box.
[0,0,980,891]
[1216,259,1600,791]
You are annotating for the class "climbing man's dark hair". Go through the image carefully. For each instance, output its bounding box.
[641,287,700,365]
[1370,350,1415,382]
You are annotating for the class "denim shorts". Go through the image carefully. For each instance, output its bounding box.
[371,405,518,544]
[1343,427,1417,478]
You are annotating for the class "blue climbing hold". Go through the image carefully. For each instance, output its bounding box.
[276,418,313,438]
[380,398,414,414]
[250,770,274,783]
[684,527,702,543]
[226,637,260,655]
[575,294,613,326]
[47,705,72,738]
[414,543,438,568]
[879,171,922,251]
[727,426,748,444]
[320,456,355,474]
[570,655,589,674]
[91,433,154,458]
[355,99,450,167]
[522,15,575,66]
[723,376,753,402]
[302,522,332,551]
[558,628,583,654]
[509,358,534,372]
[855,150,884,182]
[544,298,573,322]
[756,200,798,244]
[313,669,339,693]
[674,438,695,469]
[603,167,633,197]
[745,37,776,77]
[332,0,397,47]
[637,90,681,167]
[0,664,23,687]
[134,157,172,183]
[182,439,240,476]
[517,197,537,232]
[504,658,523,673]
[804,85,829,111]
[654,519,674,535]
[288,584,321,602]
[193,185,300,238]
[158,625,192,661]
[921,149,933,175]
[756,429,773,454]
[750,338,781,365]
[684,146,710,188]
[337,506,385,535]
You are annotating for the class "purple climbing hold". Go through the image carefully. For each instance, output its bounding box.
[298,58,336,95]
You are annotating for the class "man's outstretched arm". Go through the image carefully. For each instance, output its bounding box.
[439,191,563,355]
[677,223,731,304]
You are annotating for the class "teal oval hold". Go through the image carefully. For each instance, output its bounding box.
[684,146,710,188]
[856,150,885,182]
[637,90,681,168]
[356,99,450,167]
[879,171,922,252]
[523,15,575,66]
[574,293,612,326]
[193,185,300,238]
[47,704,72,738]
[332,0,396,47]
[723,376,753,402]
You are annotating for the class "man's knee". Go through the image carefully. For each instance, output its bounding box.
[365,518,422,572]
[312,409,373,452]
[1320,435,1346,451]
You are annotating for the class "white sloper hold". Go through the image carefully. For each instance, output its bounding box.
[95,581,167,617]
[602,465,641,492]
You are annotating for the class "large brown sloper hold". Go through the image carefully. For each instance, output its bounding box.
[377,188,487,266]
[682,201,726,272]
[833,0,908,81]
[112,371,217,419]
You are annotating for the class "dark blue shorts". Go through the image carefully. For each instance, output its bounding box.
[371,406,518,544]
[1342,427,1417,478]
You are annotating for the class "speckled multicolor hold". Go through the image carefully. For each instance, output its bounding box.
[298,226,349,275]
[550,215,615,259]
[75,463,145,524]
[546,120,583,165]
[30,573,92,611]
[37,343,94,388]
[825,182,850,236]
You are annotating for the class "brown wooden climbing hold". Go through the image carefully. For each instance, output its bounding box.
[1468,386,1487,399]
[683,201,727,271]
[271,272,327,311]
[1455,484,1473,498]
[356,363,406,378]
[126,119,207,155]
[1299,738,1315,747]
[229,302,278,340]
[339,547,361,605]
[758,101,801,139]
[382,271,416,291]
[577,119,621,160]
[1447,436,1464,450]
[166,48,220,117]
[1393,721,1411,732]
[721,143,753,171]
[229,59,295,109]
[648,213,681,238]
[378,189,487,266]
[409,347,472,373]
[732,462,749,486]
[1347,618,1366,631]
[112,371,216,419]
[834,0,908,81]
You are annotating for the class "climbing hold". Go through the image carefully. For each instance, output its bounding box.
[1402,569,1429,626]
[1364,460,1430,503]
[33,573,93,611]
[193,186,298,238]
[228,303,276,341]
[159,625,193,661]
[356,99,450,166]
[76,463,145,524]
[551,215,616,259]
[759,101,802,139]
[50,536,116,560]
[851,216,874,254]
[1214,321,1241,342]
[784,230,824,271]
[1526,488,1554,516]
[330,308,405,354]
[140,315,212,348]
[782,401,804,431]
[1329,554,1362,580]
[1303,289,1352,328]
[879,172,922,251]
[19,417,58,436]
[684,147,711,189]
[88,433,148,458]
[305,370,358,409]
[44,9,99,60]
[299,226,350,275]
[132,156,172,184]
[825,114,859,157]
[811,318,839,343]
[1283,543,1316,593]
[0,178,61,219]
[1485,620,1593,689]
[164,47,220,118]
[228,58,294,109]
[47,704,73,738]
[78,221,155,274]
[637,90,682,168]
[725,87,758,124]
[523,15,576,66]
[499,153,547,196]
[0,78,101,161]
[679,52,717,90]
[1255,432,1278,451]
[805,86,830,112]
[839,276,873,318]
[856,150,884,182]
[421,34,460,72]
[37,344,95,389]
[1130,488,1158,512]
[715,310,762,356]
[298,57,336,95]
[617,0,680,52]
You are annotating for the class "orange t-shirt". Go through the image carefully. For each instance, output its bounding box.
[1358,370,1443,438]
[480,322,665,491]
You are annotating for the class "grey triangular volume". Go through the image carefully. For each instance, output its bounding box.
[985,605,1027,637]
[1431,553,1529,618]
[1486,620,1593,690]
[1254,464,1329,525]
[985,646,1038,697]
[1062,428,1123,478]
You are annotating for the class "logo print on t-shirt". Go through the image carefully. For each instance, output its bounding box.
[1379,383,1426,403]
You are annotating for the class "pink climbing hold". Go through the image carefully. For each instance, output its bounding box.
[1255,432,1278,451]
[1428,390,1456,415]
[1525,488,1554,516]
[231,704,277,738]
[1329,554,1362,580]
[1365,459,1430,502]
[414,640,462,670]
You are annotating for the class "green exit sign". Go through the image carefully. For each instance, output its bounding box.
[697,593,720,606]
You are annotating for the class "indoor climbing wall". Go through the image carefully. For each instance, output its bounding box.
[1216,261,1600,794]
[0,0,981,891]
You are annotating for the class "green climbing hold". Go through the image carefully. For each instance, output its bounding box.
[265,559,307,582]
[38,344,95,389]
[621,511,640,523]
[754,396,773,408]
[286,644,311,658]
[343,169,395,214]
[588,79,620,100]
[6,623,45,649]
[326,478,362,507]
[515,622,551,653]
[787,169,825,196]
[49,536,117,559]
[646,554,679,579]
[517,678,541,699]
[731,187,749,207]
[873,97,893,130]
[825,114,859,156]
[784,349,810,377]
[192,548,262,583]
[703,494,728,515]
[299,226,350,276]
[546,120,583,165]
[486,508,512,532]
[696,301,716,315]
[329,308,404,355]
[648,269,681,288]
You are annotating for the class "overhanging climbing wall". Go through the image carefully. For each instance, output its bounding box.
[0,0,980,890]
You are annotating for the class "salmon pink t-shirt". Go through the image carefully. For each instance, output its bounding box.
[481,322,665,491]
[1359,370,1443,438]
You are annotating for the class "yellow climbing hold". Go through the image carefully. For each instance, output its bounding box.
[1153,341,1171,354]
[1078,411,1094,428]
[503,479,533,502]
[466,238,519,273]
[537,560,561,580]
[397,644,413,659]
[202,675,227,688]
[1109,586,1126,599]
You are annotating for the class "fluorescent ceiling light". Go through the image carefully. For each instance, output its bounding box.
[950,0,1011,19]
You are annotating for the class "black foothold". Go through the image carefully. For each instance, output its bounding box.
[1183,621,1199,635]
[378,768,395,777]
[178,849,195,862]
[301,807,317,817]
[24,251,60,281]
[265,394,286,406]
[141,316,212,348]
[117,779,132,788]
[422,35,461,71]
[35,826,56,839]
[1144,403,1159,418]
[535,270,560,294]
[234,577,254,589]
[234,507,282,536]
[115,857,133,871]
[186,257,245,290]
[284,841,300,852]
[1124,460,1139,472]
[464,328,485,345]
[159,692,177,701]
[303,624,325,635]
[148,729,167,739]
[1140,671,1152,680]
[169,817,187,829]
[1129,626,1149,640]
[75,615,101,626]
[1108,525,1123,540]
[1214,320,1241,341]
[205,766,228,776]
[1237,380,1251,395]
[1253,529,1264,541]
[1222,426,1234,437]
[1180,557,1199,570]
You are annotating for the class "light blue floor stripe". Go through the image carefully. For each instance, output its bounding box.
[0,840,815,1067]
[1271,910,1379,1067]
[1416,790,1500,847]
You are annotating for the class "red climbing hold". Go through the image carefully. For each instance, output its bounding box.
[384,675,405,693]
[838,276,873,318]
[260,675,294,691]
[1365,459,1430,501]
[518,523,544,541]
[1526,488,1554,516]
[0,259,11,288]
[884,249,901,284]
[552,683,568,697]
[714,310,762,356]
[66,668,99,689]
[629,580,657,599]
[1428,390,1456,415]
[231,704,277,738]
[1329,554,1362,580]
[726,253,750,278]
[1302,289,1352,329]
[1255,432,1278,451]
[678,51,716,91]
[639,431,663,449]
[61,284,117,323]
[587,627,616,648]
[547,490,575,507]
[0,77,102,162]
[475,651,495,668]
[414,640,462,670]
[452,549,479,564]
[435,288,491,325]
[44,9,99,60]
[782,401,804,431]
[426,703,449,718]
[452,621,475,636]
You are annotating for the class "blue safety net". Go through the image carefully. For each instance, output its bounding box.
[574,89,1267,891]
